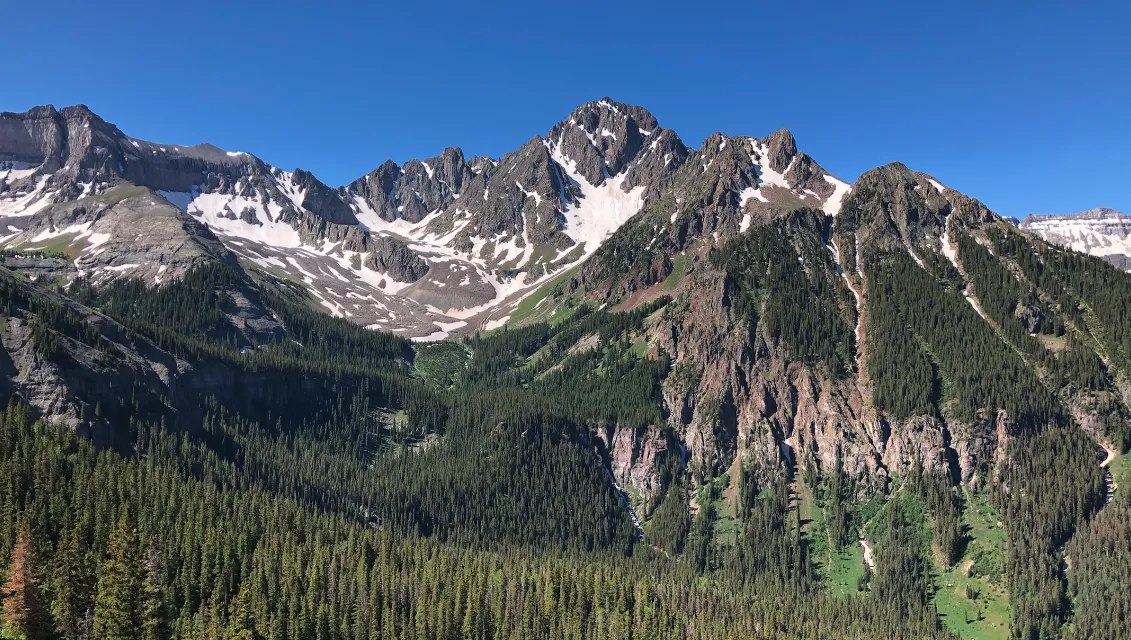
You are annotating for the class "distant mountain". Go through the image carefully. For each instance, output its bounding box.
[1020,207,1131,270]
[0,100,849,338]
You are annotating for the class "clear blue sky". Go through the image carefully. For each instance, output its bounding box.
[5,0,1129,218]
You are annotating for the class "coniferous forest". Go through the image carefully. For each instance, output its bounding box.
[0,202,1129,640]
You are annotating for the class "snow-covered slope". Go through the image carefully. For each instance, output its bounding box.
[0,99,856,338]
[1020,208,1131,270]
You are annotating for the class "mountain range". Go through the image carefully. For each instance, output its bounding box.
[0,100,850,339]
[1,99,1130,639]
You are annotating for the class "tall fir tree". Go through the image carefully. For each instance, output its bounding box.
[93,512,141,640]
[140,547,170,640]
[49,525,91,640]
[226,584,258,640]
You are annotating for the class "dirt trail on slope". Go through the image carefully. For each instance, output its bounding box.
[860,536,876,572]
[1101,442,1116,468]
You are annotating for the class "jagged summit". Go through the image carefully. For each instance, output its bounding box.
[0,99,699,338]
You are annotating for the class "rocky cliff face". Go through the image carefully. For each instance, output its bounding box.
[345,148,475,224]
[0,266,188,448]
[0,266,330,449]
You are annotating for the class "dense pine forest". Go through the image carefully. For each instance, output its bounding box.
[0,205,1129,640]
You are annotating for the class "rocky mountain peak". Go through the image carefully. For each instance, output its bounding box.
[762,128,797,172]
[291,168,359,225]
[547,98,687,191]
[345,146,475,225]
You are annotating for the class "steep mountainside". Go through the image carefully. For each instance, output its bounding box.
[538,162,1131,492]
[1,101,853,339]
[484,158,1131,639]
[1021,207,1131,270]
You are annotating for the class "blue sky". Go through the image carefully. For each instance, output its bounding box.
[5,0,1129,218]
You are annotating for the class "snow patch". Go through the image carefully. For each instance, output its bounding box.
[0,161,39,183]
[822,174,852,216]
[940,215,960,270]
[549,138,647,252]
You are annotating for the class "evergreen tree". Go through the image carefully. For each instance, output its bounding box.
[0,523,44,640]
[226,585,258,640]
[93,513,142,640]
[50,526,92,640]
[140,547,170,640]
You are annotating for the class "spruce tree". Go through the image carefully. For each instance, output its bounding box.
[93,512,141,640]
[140,547,170,640]
[226,585,258,640]
[50,525,92,640]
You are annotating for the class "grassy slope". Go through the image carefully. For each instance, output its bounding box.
[1109,449,1130,494]
[932,490,1010,640]
[661,252,690,291]
[508,264,582,326]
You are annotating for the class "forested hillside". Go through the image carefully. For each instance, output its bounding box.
[0,152,1129,640]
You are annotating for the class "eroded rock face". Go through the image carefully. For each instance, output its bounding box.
[0,268,354,451]
[656,270,882,492]
[1,104,270,194]
[650,263,1003,495]
[0,274,188,449]
[0,254,74,281]
[430,139,565,251]
[0,105,374,244]
[595,424,672,506]
[291,169,358,225]
[364,235,430,283]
